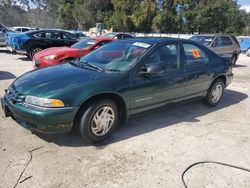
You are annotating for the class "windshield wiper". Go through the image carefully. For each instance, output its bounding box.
[76,59,103,72]
[105,69,125,72]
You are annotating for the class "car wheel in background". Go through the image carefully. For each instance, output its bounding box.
[204,79,225,106]
[29,47,42,59]
[76,99,119,143]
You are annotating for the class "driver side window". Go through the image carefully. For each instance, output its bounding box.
[144,44,179,71]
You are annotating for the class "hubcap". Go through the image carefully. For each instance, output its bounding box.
[211,84,223,103]
[32,48,41,57]
[91,106,115,136]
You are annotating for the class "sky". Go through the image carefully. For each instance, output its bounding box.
[238,0,250,13]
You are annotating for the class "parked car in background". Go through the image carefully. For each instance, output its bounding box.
[1,38,233,143]
[238,37,250,52]
[6,29,79,59]
[33,37,113,68]
[103,32,134,39]
[12,26,39,32]
[0,23,11,47]
[68,30,87,39]
[189,34,240,66]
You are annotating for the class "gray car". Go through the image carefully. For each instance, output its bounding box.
[0,23,10,47]
[190,34,240,66]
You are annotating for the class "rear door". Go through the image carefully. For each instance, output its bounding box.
[181,42,213,96]
[211,36,235,56]
[130,42,186,114]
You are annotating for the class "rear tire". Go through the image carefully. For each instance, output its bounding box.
[204,79,225,106]
[76,99,119,143]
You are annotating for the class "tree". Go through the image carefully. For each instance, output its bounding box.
[152,0,178,33]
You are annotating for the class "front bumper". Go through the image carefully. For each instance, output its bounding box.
[1,95,79,134]
[226,73,234,87]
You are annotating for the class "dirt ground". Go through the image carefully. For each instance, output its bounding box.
[0,48,250,188]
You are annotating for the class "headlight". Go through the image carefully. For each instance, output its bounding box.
[24,96,65,108]
[44,55,56,60]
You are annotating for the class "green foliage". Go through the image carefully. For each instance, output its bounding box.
[0,0,250,35]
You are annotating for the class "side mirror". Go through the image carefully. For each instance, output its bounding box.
[139,64,163,76]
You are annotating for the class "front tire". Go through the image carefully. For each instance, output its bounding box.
[77,99,119,143]
[204,79,225,106]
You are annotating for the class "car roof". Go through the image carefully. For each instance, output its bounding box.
[26,29,70,35]
[113,37,187,44]
[192,34,233,37]
[92,37,114,41]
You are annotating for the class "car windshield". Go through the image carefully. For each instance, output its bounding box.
[76,40,151,72]
[190,36,214,46]
[103,33,116,38]
[71,39,97,49]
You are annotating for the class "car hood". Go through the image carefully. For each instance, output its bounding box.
[35,47,82,58]
[12,63,112,97]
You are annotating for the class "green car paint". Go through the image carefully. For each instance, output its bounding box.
[1,38,233,134]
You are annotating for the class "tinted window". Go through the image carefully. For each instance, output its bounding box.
[62,33,75,40]
[71,39,97,49]
[183,43,209,66]
[145,44,179,70]
[99,40,112,46]
[189,36,214,46]
[51,32,61,39]
[22,28,30,32]
[214,36,233,47]
[34,32,52,39]
[221,36,233,46]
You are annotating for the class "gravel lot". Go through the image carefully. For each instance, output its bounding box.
[0,48,250,188]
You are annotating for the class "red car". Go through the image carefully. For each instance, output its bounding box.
[33,37,113,68]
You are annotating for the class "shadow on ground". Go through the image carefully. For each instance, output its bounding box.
[0,71,16,80]
[0,49,12,54]
[234,64,248,68]
[17,56,31,61]
[35,89,248,147]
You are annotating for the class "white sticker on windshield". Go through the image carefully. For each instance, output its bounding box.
[205,39,212,42]
[87,41,96,44]
[132,42,151,48]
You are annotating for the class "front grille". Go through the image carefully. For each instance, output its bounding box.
[6,86,25,104]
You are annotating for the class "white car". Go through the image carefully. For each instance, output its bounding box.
[12,26,39,32]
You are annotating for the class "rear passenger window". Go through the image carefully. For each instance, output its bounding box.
[183,44,209,66]
[34,32,52,39]
[221,36,233,46]
[145,44,179,70]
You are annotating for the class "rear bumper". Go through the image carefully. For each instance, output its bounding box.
[1,95,79,134]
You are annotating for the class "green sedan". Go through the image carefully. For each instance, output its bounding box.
[1,38,233,143]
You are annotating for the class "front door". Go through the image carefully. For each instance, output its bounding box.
[130,43,186,114]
